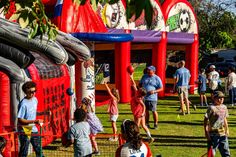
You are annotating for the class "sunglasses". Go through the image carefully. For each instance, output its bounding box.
[28,90,37,94]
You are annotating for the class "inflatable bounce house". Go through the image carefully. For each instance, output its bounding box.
[0,17,90,156]
[47,0,198,102]
[0,0,198,155]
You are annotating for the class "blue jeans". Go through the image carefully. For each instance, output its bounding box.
[229,87,236,104]
[207,135,230,157]
[19,132,42,157]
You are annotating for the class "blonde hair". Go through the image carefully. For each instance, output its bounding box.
[111,88,120,102]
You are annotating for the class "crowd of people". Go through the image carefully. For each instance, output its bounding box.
[1,60,235,157]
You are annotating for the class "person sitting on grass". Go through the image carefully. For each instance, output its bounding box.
[67,108,93,157]
[0,136,6,157]
[104,82,120,141]
[115,119,152,157]
[130,74,154,143]
[204,91,230,157]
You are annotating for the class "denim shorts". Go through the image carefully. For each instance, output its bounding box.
[144,100,157,111]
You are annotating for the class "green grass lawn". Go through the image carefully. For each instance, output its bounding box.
[95,94,236,157]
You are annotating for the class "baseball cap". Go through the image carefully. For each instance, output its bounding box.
[147,66,156,71]
[213,91,225,98]
[210,65,216,69]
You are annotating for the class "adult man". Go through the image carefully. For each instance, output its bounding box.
[173,60,191,115]
[208,65,220,101]
[227,66,236,106]
[18,81,43,157]
[139,65,163,129]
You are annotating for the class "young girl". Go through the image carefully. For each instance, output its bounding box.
[196,68,208,106]
[130,75,154,143]
[104,82,120,141]
[115,120,152,157]
[81,97,103,155]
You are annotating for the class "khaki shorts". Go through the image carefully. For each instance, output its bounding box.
[177,86,188,100]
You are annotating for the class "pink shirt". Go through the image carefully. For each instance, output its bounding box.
[130,96,144,118]
[107,98,118,115]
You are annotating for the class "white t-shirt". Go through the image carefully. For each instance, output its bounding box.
[208,71,219,90]
[227,72,236,89]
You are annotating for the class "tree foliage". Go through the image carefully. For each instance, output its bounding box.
[190,0,236,55]
[0,0,153,40]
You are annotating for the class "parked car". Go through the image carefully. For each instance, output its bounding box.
[205,62,236,77]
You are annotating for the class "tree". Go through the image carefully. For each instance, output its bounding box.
[190,0,236,56]
[0,0,153,40]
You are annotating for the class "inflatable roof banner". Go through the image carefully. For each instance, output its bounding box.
[165,2,198,34]
[97,0,165,31]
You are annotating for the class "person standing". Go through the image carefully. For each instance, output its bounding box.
[104,82,119,141]
[204,91,230,157]
[18,81,43,157]
[173,60,191,115]
[67,108,93,157]
[196,68,208,106]
[130,74,154,142]
[139,65,163,129]
[208,65,220,101]
[226,66,236,106]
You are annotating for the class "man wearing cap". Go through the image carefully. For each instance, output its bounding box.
[139,65,163,129]
[173,60,191,115]
[208,65,220,101]
[204,91,230,157]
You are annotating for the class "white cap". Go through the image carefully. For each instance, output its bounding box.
[210,65,216,69]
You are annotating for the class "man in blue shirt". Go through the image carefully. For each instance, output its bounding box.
[173,60,191,115]
[140,66,163,129]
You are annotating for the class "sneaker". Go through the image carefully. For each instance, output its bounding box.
[148,137,155,143]
[154,124,158,129]
[109,137,118,141]
[146,124,150,129]
[93,151,100,156]
[192,104,197,110]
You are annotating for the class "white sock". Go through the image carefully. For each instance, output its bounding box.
[146,131,151,138]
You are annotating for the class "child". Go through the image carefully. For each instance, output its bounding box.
[204,91,230,157]
[115,120,152,157]
[130,75,154,143]
[67,108,92,157]
[81,97,103,156]
[0,136,6,157]
[104,82,119,141]
[196,68,208,106]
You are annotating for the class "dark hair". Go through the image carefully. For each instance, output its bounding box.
[111,88,120,102]
[22,81,36,93]
[121,120,142,150]
[0,136,6,152]
[229,66,235,72]
[138,87,147,96]
[74,108,87,122]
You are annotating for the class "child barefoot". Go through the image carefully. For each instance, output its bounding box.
[104,82,119,141]
[130,75,154,143]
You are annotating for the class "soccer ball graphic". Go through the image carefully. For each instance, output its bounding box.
[178,10,191,32]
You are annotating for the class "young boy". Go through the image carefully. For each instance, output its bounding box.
[204,91,230,157]
[67,108,93,157]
